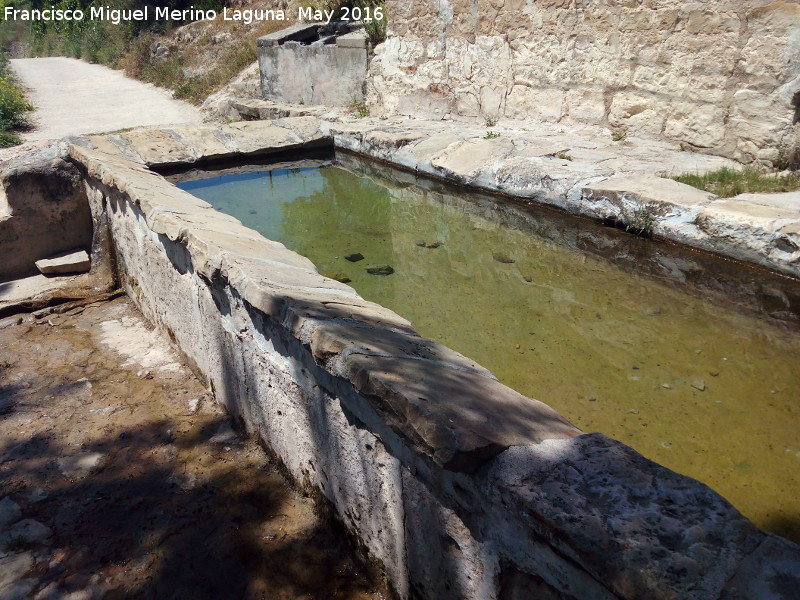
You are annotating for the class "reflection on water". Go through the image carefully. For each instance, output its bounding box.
[176,155,800,543]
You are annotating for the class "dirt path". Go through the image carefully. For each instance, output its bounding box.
[0,296,382,600]
[9,57,205,141]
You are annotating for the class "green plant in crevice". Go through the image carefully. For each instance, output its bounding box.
[348,99,369,118]
[611,128,628,142]
[484,131,501,140]
[306,0,387,44]
[618,200,659,237]
[361,0,386,45]
[484,115,497,127]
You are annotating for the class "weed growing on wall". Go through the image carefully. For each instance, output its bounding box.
[361,0,386,44]
[618,199,658,237]
[306,0,387,44]
[348,99,369,117]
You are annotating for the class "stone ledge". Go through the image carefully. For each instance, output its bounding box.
[79,119,332,169]
[489,434,770,600]
[320,118,800,278]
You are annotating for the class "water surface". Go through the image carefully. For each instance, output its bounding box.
[176,156,800,542]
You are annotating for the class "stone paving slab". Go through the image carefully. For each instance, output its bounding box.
[0,274,83,311]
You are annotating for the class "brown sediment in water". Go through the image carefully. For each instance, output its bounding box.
[0,296,383,599]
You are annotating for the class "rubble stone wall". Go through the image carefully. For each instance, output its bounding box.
[64,141,800,600]
[368,0,800,166]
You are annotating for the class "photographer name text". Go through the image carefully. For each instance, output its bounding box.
[2,5,383,25]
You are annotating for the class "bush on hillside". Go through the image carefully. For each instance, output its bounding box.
[0,54,32,146]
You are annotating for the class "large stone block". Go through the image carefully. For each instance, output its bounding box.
[0,149,92,279]
[663,101,727,148]
[506,86,566,123]
[608,91,667,136]
[564,88,607,124]
[259,43,368,106]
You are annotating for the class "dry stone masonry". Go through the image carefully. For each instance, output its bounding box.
[368,0,800,167]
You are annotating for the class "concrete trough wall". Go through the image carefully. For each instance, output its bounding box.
[258,32,368,106]
[63,140,800,600]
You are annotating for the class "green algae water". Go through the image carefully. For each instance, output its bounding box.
[176,156,800,543]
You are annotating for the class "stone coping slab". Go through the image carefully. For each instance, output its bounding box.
[73,114,800,278]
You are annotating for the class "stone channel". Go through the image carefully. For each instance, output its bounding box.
[2,115,800,599]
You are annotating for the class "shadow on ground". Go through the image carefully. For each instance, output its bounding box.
[0,297,380,600]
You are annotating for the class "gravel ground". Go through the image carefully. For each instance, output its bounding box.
[9,57,205,142]
[0,295,383,600]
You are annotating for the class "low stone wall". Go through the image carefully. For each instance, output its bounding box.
[61,138,800,600]
[0,145,92,280]
[369,0,800,167]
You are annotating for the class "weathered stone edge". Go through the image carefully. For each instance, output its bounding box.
[321,120,800,279]
[76,116,800,278]
[68,142,582,472]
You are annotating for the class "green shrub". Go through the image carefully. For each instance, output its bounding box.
[0,54,32,145]
[0,130,23,147]
[308,0,387,44]
[173,41,257,104]
[361,1,386,44]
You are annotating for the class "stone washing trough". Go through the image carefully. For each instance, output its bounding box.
[1,117,799,600]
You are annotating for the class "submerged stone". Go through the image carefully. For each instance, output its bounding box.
[493,252,515,263]
[345,252,365,262]
[366,264,394,275]
[324,271,352,283]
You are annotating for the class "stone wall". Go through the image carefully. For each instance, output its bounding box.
[368,0,800,166]
[0,146,92,280]
[63,139,800,600]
